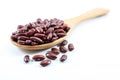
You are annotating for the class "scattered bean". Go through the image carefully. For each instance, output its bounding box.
[59,46,67,53]
[60,55,67,62]
[68,43,74,51]
[24,55,30,63]
[51,48,59,55]
[40,60,51,67]
[60,40,68,46]
[32,55,45,61]
[46,51,57,60]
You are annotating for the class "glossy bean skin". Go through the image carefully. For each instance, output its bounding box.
[59,46,67,53]
[30,37,43,43]
[17,36,29,41]
[32,55,45,61]
[24,55,30,63]
[51,48,60,55]
[40,60,51,67]
[46,51,57,60]
[68,43,74,51]
[18,40,25,45]
[60,40,68,46]
[60,55,67,62]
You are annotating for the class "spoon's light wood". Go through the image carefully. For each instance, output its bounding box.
[11,8,109,50]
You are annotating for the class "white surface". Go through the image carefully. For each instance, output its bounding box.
[0,0,120,80]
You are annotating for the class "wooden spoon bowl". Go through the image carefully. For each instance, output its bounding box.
[11,8,109,50]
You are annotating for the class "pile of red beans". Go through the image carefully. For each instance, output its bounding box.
[24,40,74,67]
[11,18,70,45]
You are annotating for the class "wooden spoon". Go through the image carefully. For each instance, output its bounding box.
[11,8,109,50]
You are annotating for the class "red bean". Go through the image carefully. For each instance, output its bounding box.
[68,43,74,51]
[11,18,70,46]
[24,55,30,63]
[17,36,29,41]
[11,35,17,41]
[35,27,43,33]
[52,36,58,41]
[25,40,32,45]
[46,51,57,60]
[52,32,57,37]
[47,33,52,40]
[17,25,24,29]
[40,60,51,67]
[36,18,42,24]
[26,29,36,37]
[17,28,26,33]
[32,55,45,61]
[51,48,60,55]
[30,37,43,43]
[16,33,26,36]
[46,27,54,34]
[18,40,25,45]
[60,55,67,62]
[60,40,68,46]
[59,46,67,53]
[64,27,70,32]
[31,42,38,45]
[34,33,45,38]
[57,33,66,37]
[54,29,65,33]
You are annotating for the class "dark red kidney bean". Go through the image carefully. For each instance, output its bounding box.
[36,18,42,24]
[54,26,59,29]
[46,51,57,60]
[17,36,29,41]
[60,24,68,29]
[44,19,49,23]
[44,19,50,27]
[68,43,74,51]
[54,29,65,33]
[30,37,43,43]
[57,32,66,37]
[47,33,52,40]
[26,23,34,29]
[11,35,17,41]
[46,27,54,34]
[60,40,68,46]
[52,32,57,37]
[25,40,32,45]
[50,21,57,26]
[60,55,67,62]
[18,40,25,45]
[24,55,30,63]
[52,36,58,41]
[17,25,24,29]
[26,29,36,37]
[16,33,26,36]
[11,18,70,46]
[12,32,17,35]
[32,55,45,61]
[40,60,51,67]
[64,27,70,32]
[34,33,45,38]
[31,42,38,45]
[51,48,60,55]
[17,28,26,33]
[57,20,64,26]
[35,27,43,33]
[59,46,67,53]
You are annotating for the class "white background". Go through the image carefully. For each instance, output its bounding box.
[0,0,120,80]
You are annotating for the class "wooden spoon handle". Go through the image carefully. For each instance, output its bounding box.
[64,8,109,28]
